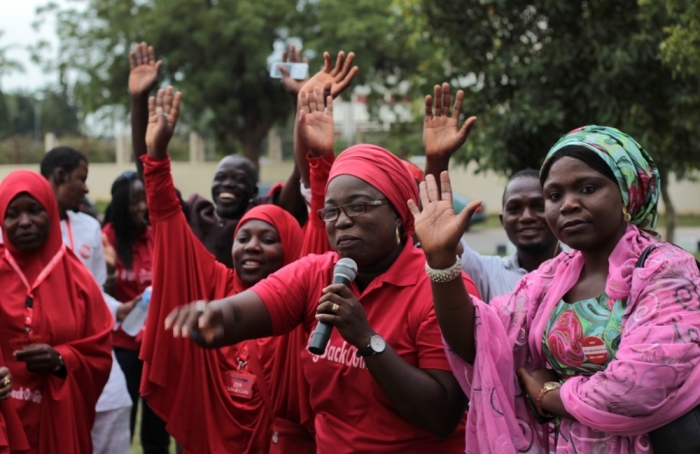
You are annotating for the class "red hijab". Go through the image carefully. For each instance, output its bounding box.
[0,170,113,454]
[327,144,420,239]
[0,171,65,283]
[232,205,303,293]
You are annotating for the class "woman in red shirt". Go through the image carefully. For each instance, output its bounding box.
[138,88,311,453]
[0,170,112,453]
[101,171,170,452]
[163,86,480,454]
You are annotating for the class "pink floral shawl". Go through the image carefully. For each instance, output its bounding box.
[447,225,700,453]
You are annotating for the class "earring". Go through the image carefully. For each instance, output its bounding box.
[622,207,632,223]
[395,226,401,245]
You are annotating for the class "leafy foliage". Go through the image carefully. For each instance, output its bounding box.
[416,0,700,181]
[36,0,301,163]
[642,0,700,77]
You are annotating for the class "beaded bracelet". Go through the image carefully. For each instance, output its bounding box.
[425,256,462,283]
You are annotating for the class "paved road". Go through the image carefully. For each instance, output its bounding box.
[465,226,700,256]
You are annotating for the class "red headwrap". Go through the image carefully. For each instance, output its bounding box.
[327,144,419,238]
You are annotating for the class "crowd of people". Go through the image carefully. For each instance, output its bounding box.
[0,39,698,454]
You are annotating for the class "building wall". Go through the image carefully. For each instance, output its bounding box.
[1,160,699,215]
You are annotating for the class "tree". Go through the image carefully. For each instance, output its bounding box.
[417,0,700,241]
[642,0,700,77]
[0,30,23,85]
[36,0,301,164]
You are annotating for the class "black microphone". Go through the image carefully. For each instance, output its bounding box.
[308,258,358,355]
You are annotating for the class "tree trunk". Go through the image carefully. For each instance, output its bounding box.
[659,167,676,243]
[241,134,265,168]
[238,117,275,168]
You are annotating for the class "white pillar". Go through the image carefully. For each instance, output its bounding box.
[44,133,58,152]
[189,132,205,163]
[115,133,130,164]
[267,127,282,163]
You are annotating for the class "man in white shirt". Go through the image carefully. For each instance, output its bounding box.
[459,169,560,302]
[41,147,132,454]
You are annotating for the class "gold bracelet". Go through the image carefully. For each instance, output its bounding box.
[535,381,561,417]
[424,256,462,283]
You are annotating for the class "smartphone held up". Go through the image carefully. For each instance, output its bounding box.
[270,62,308,80]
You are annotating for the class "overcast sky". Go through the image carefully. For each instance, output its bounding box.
[0,0,66,92]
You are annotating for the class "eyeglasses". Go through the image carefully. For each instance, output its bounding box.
[317,200,390,222]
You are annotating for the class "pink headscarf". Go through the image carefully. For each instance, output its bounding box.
[327,144,419,238]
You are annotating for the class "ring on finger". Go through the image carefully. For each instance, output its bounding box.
[331,303,339,313]
[194,300,207,314]
[2,376,10,386]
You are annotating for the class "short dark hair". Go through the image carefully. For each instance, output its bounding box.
[539,146,617,187]
[502,168,541,206]
[40,147,88,179]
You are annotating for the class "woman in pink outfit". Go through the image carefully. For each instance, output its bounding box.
[410,125,700,453]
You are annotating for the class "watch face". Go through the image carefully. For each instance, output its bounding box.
[370,335,386,353]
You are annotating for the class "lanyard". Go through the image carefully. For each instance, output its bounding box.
[64,218,75,251]
[4,245,66,333]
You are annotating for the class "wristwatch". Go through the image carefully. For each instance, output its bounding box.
[356,335,386,358]
[535,381,561,417]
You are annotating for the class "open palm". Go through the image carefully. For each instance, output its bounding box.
[423,83,477,159]
[301,51,359,100]
[298,86,334,156]
[146,86,182,158]
[128,42,161,97]
[409,172,482,264]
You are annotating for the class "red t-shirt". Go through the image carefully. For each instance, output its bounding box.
[102,223,154,351]
[252,243,480,454]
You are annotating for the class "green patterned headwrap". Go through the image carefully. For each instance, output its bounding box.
[541,125,660,236]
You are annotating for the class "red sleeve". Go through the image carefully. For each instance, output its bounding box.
[252,255,330,335]
[301,154,334,256]
[47,274,113,453]
[139,155,236,428]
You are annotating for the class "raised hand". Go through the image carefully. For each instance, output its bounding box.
[279,44,310,99]
[129,42,162,98]
[298,84,335,156]
[408,172,482,268]
[146,86,182,159]
[423,83,477,160]
[301,51,358,101]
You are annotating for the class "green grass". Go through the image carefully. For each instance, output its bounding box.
[469,215,502,231]
[129,405,176,454]
[658,213,700,228]
[468,213,700,233]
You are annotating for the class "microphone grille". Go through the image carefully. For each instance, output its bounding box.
[334,258,358,281]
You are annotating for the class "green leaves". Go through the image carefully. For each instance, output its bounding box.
[420,0,700,179]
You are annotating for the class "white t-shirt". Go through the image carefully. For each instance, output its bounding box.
[61,211,132,412]
[459,238,528,303]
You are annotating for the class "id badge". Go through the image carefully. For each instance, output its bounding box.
[10,333,43,352]
[225,371,256,399]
